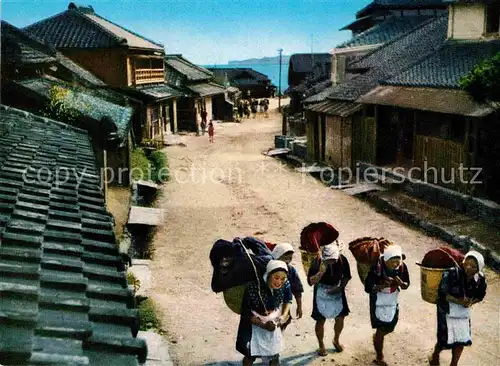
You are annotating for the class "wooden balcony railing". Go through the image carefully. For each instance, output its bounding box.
[135,68,165,85]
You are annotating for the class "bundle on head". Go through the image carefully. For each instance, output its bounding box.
[421,246,464,268]
[300,222,339,254]
[348,237,392,265]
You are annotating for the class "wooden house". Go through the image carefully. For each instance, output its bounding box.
[304,15,449,171]
[164,54,226,131]
[208,67,276,99]
[1,20,136,189]
[358,0,500,199]
[23,2,179,143]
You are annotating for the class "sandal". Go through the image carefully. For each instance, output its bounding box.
[373,359,388,366]
[332,340,344,352]
[428,354,440,366]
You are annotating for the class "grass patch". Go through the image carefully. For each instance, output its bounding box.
[127,272,141,293]
[130,148,170,184]
[138,298,161,331]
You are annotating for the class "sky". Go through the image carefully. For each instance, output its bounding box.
[1,0,372,65]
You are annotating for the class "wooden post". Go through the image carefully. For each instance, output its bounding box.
[173,98,178,134]
[103,149,108,207]
[412,110,417,165]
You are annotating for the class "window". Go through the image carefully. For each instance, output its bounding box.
[486,5,500,34]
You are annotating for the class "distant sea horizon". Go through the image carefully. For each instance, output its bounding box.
[201,63,290,93]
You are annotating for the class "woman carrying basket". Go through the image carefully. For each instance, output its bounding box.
[308,243,351,356]
[428,251,487,366]
[236,260,292,365]
[364,245,410,366]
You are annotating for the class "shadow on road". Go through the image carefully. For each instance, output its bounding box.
[204,350,320,365]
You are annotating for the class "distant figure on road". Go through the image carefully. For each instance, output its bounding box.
[201,109,208,125]
[428,250,487,366]
[364,245,410,366]
[208,120,214,143]
[200,119,207,136]
[263,99,269,118]
[244,102,251,119]
[251,99,258,118]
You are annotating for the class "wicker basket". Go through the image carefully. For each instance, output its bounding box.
[417,263,451,304]
[223,284,247,314]
[357,262,371,285]
[300,248,320,275]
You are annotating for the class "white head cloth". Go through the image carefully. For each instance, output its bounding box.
[321,244,340,261]
[263,259,288,282]
[464,250,485,281]
[272,243,294,260]
[382,245,403,262]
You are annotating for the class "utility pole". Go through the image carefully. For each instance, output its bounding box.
[278,48,283,112]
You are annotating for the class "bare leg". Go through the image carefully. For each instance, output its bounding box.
[373,329,388,366]
[429,344,441,365]
[269,355,280,366]
[242,356,254,366]
[450,346,464,366]
[333,316,345,352]
[315,320,327,356]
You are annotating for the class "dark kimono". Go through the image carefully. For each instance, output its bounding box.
[236,280,292,357]
[281,264,304,328]
[364,259,410,333]
[307,255,351,321]
[436,268,487,349]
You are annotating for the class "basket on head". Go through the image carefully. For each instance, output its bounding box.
[223,284,247,314]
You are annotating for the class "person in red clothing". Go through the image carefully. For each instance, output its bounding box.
[208,121,214,143]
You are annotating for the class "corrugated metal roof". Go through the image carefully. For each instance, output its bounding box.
[187,82,225,97]
[305,100,362,117]
[358,85,495,117]
[0,104,146,365]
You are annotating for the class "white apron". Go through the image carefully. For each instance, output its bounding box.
[446,302,472,344]
[375,288,399,323]
[316,284,344,319]
[250,309,282,357]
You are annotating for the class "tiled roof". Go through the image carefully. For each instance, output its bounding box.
[327,14,448,102]
[356,0,448,17]
[289,53,331,73]
[164,55,213,81]
[384,40,500,88]
[305,100,362,117]
[336,15,433,49]
[304,83,336,104]
[2,21,106,87]
[208,68,271,82]
[135,83,185,99]
[0,105,147,365]
[24,3,163,50]
[14,77,133,143]
[2,20,57,65]
[186,82,226,97]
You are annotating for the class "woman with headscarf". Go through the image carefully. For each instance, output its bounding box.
[271,243,304,330]
[308,243,351,356]
[236,260,292,366]
[364,245,410,366]
[428,250,487,366]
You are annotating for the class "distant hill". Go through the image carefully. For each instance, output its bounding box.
[228,55,291,65]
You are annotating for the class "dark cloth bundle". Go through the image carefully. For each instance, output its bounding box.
[421,247,464,268]
[210,236,273,293]
[300,222,339,253]
[348,237,392,265]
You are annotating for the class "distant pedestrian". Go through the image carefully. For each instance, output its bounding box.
[201,109,208,124]
[251,99,258,118]
[208,120,214,143]
[238,101,244,118]
[264,99,269,118]
[201,120,207,135]
[244,102,251,119]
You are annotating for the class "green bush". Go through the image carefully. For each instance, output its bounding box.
[149,150,170,183]
[131,148,151,181]
[138,298,161,331]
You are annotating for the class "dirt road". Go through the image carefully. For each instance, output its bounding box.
[149,100,499,366]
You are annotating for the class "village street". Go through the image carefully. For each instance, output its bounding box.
[148,100,499,366]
